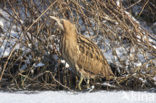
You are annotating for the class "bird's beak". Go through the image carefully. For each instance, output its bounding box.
[50,16,64,31]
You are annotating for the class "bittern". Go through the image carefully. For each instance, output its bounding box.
[50,16,114,90]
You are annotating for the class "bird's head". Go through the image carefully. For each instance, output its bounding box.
[50,16,76,34]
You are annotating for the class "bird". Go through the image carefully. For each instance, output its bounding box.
[50,16,114,90]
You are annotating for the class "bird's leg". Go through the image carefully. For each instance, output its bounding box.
[78,76,83,90]
[86,79,90,89]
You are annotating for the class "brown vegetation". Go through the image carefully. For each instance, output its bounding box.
[0,0,155,91]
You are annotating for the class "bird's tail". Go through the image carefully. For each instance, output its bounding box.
[102,64,115,81]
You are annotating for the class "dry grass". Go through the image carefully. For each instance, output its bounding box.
[0,0,155,91]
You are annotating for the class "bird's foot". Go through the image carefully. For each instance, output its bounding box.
[87,85,95,92]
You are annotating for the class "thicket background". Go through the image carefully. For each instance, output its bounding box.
[0,0,155,91]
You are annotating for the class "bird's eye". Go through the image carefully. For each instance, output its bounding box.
[60,20,64,25]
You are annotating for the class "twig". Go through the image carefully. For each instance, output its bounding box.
[0,1,57,81]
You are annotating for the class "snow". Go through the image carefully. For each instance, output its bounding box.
[61,60,70,68]
[0,91,155,103]
[33,62,45,67]
[0,9,21,58]
[116,0,120,7]
[0,4,156,103]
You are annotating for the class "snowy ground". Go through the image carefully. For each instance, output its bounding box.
[0,3,156,103]
[0,91,155,103]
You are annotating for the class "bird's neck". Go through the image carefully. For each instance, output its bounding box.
[64,31,78,44]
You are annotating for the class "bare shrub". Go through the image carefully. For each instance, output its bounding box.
[0,0,155,91]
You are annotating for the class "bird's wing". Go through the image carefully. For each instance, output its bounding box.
[77,35,104,61]
[77,34,111,76]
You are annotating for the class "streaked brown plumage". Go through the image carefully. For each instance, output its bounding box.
[50,16,114,90]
